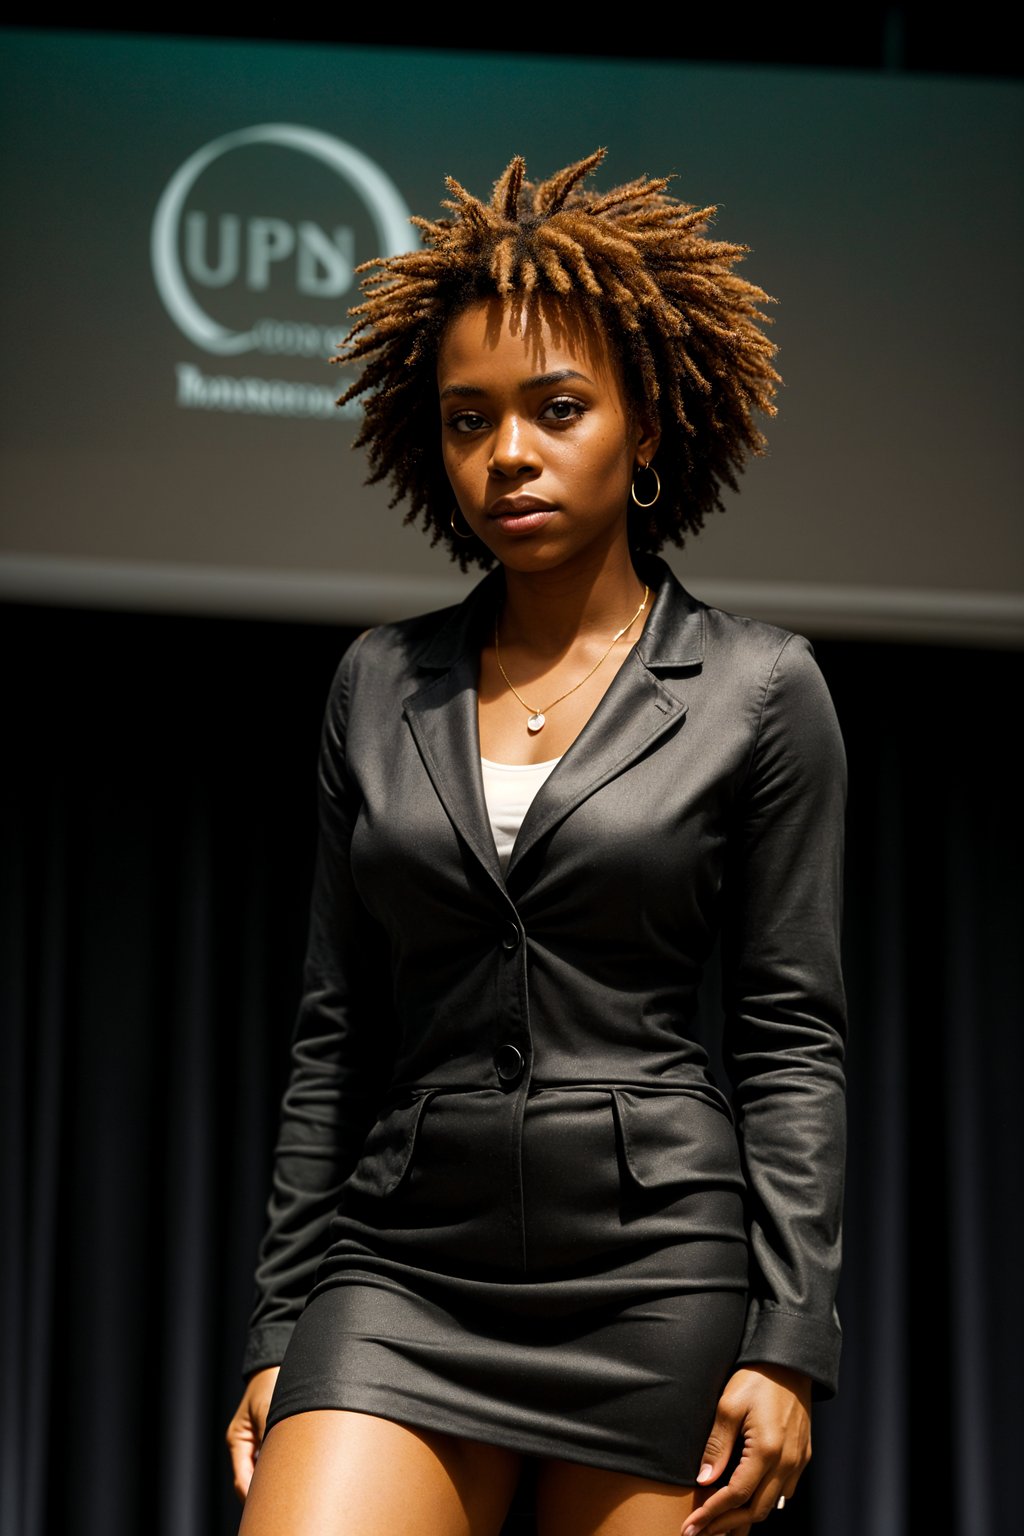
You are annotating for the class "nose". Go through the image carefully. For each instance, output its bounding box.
[488,412,541,479]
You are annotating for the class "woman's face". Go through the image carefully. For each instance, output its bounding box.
[437,297,659,577]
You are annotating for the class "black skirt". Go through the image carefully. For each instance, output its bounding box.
[265,1087,749,1487]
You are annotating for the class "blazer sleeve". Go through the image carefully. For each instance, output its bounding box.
[720,632,848,1398]
[241,629,392,1379]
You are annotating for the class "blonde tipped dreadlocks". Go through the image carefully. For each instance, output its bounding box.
[335,149,780,571]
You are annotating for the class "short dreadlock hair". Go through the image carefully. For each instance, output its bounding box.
[335,149,779,571]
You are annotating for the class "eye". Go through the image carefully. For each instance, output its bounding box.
[540,397,585,424]
[446,410,489,434]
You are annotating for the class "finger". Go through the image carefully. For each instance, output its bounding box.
[226,1370,279,1504]
[688,1515,756,1536]
[226,1407,262,1503]
[698,1438,811,1534]
[731,1443,810,1523]
[226,1425,257,1503]
[695,1410,742,1487]
[683,1462,761,1536]
[698,1469,793,1536]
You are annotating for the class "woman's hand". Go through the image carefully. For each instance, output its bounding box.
[680,1366,812,1536]
[226,1366,280,1502]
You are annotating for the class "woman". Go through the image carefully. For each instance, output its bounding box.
[226,150,847,1536]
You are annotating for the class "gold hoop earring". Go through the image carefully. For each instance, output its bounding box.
[450,507,475,540]
[631,463,661,509]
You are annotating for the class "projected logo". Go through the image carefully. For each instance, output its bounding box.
[151,124,415,419]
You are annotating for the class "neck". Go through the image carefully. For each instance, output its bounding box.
[498,545,649,655]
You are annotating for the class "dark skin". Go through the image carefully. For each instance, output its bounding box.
[225,296,813,1536]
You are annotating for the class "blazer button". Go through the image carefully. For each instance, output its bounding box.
[501,921,521,952]
[494,1044,524,1083]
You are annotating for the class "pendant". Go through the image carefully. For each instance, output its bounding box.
[527,712,546,733]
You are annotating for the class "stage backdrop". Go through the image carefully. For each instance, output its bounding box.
[1,29,1022,643]
[3,602,1022,1536]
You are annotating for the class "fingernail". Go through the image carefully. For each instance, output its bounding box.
[697,1463,715,1483]
[682,1525,699,1536]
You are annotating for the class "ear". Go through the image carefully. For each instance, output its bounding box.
[633,414,661,470]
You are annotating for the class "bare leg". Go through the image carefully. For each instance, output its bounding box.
[238,1410,522,1536]
[536,1458,701,1536]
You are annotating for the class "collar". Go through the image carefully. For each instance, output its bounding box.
[415,556,706,673]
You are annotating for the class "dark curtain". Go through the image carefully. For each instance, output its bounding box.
[2,601,1020,1536]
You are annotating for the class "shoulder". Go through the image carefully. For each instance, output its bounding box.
[322,577,491,715]
[645,557,831,714]
[701,608,846,792]
[700,602,815,684]
[350,602,465,672]
[643,557,816,692]
[647,564,845,783]
[705,607,837,731]
[337,605,461,691]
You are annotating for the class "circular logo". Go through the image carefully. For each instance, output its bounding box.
[151,124,414,356]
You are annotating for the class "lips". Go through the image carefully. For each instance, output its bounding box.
[488,495,555,518]
[487,495,557,532]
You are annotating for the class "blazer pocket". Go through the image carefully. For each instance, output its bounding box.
[611,1089,746,1193]
[350,1091,435,1198]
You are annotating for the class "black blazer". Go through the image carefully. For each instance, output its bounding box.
[243,557,848,1396]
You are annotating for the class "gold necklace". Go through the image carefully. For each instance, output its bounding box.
[494,585,649,734]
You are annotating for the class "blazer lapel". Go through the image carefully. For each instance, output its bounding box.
[402,571,507,891]
[401,559,707,893]
[506,561,706,881]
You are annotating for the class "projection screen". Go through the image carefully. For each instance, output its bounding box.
[1,30,1021,642]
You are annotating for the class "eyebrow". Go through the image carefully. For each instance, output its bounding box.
[439,368,594,402]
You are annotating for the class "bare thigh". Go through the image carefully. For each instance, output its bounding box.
[536,1458,700,1536]
[238,1410,522,1536]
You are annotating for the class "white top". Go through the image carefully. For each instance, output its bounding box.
[480,754,562,874]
